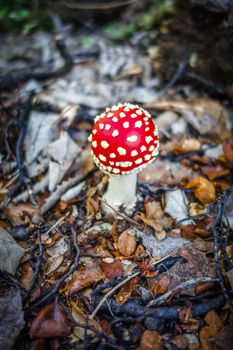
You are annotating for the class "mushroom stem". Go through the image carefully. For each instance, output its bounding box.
[103,173,137,211]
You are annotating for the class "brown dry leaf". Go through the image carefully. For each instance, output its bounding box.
[186,176,216,205]
[140,201,167,241]
[172,335,188,349]
[195,281,215,295]
[118,229,137,257]
[46,254,64,275]
[138,330,165,350]
[179,302,193,323]
[65,261,105,295]
[173,138,201,155]
[214,325,233,350]
[189,202,205,217]
[29,302,71,338]
[20,262,33,289]
[201,165,229,180]
[144,98,230,138]
[5,203,38,226]
[200,310,224,350]
[151,273,171,295]
[115,276,138,305]
[71,302,101,341]
[223,140,233,165]
[86,187,99,217]
[139,159,193,184]
[101,258,123,280]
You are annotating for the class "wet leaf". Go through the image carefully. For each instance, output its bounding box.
[201,165,229,180]
[101,259,123,280]
[139,159,193,184]
[65,262,105,295]
[165,189,191,225]
[46,254,64,275]
[179,302,193,323]
[30,302,71,338]
[116,276,138,305]
[173,138,201,155]
[5,202,38,225]
[214,325,233,350]
[140,201,167,240]
[138,330,165,350]
[71,302,101,341]
[118,229,137,256]
[186,176,216,205]
[172,335,188,349]
[151,273,171,294]
[199,310,223,350]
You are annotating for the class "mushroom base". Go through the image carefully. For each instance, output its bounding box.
[103,173,137,214]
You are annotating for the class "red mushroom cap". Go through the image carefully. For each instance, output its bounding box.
[89,103,159,175]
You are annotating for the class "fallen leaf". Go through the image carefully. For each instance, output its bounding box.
[71,302,101,341]
[115,276,138,305]
[226,269,233,291]
[145,98,230,138]
[165,189,191,225]
[20,262,33,289]
[172,335,188,349]
[25,111,59,177]
[151,273,171,294]
[46,254,64,275]
[179,302,193,323]
[101,259,123,280]
[214,325,233,350]
[223,140,233,165]
[118,229,137,256]
[199,311,223,350]
[5,203,38,225]
[201,165,229,180]
[30,302,71,338]
[65,262,105,295]
[48,132,81,191]
[173,138,201,155]
[186,176,216,205]
[138,330,165,350]
[139,159,193,184]
[140,201,168,240]
[0,272,25,350]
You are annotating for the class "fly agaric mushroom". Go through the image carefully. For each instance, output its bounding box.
[89,103,159,212]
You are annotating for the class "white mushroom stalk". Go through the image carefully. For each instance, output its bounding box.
[103,173,137,210]
[89,103,159,213]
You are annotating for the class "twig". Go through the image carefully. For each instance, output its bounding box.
[212,192,233,313]
[0,20,73,91]
[40,168,96,214]
[44,212,70,236]
[158,60,188,98]
[147,277,218,307]
[31,225,80,308]
[99,197,142,228]
[24,230,44,301]
[90,271,140,319]
[165,213,209,232]
[6,92,36,204]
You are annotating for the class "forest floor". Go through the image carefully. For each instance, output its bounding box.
[0,4,233,350]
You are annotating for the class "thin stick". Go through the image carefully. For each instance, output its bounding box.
[44,212,70,236]
[99,197,141,228]
[90,271,139,319]
[31,225,80,308]
[147,277,218,307]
